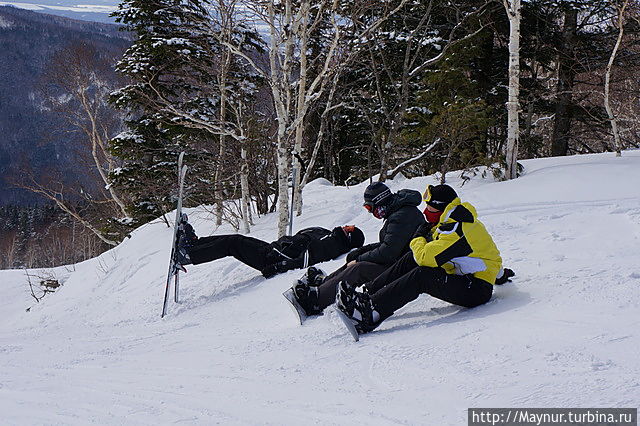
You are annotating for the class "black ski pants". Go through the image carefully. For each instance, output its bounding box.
[187,234,278,271]
[367,252,494,319]
[316,261,389,310]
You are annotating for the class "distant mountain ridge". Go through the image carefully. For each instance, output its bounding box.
[0,5,130,205]
[0,1,117,24]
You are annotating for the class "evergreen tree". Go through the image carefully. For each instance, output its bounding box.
[520,0,640,156]
[403,35,497,181]
[326,0,491,182]
[109,0,219,225]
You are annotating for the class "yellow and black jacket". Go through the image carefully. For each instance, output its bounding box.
[410,198,502,284]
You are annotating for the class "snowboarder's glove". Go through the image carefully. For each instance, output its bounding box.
[261,264,278,279]
[262,260,294,278]
[346,244,377,263]
[346,248,362,263]
[495,268,515,285]
[275,260,294,273]
[412,223,433,241]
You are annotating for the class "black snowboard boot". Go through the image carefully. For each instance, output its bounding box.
[176,214,197,266]
[300,266,326,286]
[336,281,381,334]
[292,277,322,316]
[335,280,357,315]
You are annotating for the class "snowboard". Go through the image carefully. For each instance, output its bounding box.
[282,288,308,325]
[335,308,360,342]
[161,152,188,318]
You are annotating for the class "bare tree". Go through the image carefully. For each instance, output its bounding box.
[42,41,129,217]
[228,0,465,235]
[12,41,129,249]
[0,231,18,269]
[15,174,119,246]
[24,269,59,304]
[503,0,521,179]
[604,0,630,157]
[213,0,235,226]
[210,0,272,233]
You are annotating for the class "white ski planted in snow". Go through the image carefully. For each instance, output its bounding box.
[162,152,188,318]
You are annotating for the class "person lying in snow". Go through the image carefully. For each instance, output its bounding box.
[289,181,426,317]
[176,222,365,278]
[335,184,513,335]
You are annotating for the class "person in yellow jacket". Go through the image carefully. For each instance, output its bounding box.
[336,184,505,335]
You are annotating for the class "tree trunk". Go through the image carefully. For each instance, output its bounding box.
[240,143,251,233]
[215,47,231,226]
[504,0,521,180]
[267,0,293,238]
[604,0,628,157]
[550,6,577,157]
[78,90,128,218]
[276,136,291,238]
[293,0,309,216]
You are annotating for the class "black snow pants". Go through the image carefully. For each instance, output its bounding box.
[316,261,389,310]
[187,235,280,271]
[366,252,494,320]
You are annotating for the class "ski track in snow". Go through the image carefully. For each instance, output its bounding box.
[1,151,639,424]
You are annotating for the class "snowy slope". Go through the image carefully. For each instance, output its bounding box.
[1,152,639,425]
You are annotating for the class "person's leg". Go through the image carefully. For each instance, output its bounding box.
[371,267,493,320]
[321,263,349,282]
[187,235,273,271]
[364,251,417,294]
[316,262,388,310]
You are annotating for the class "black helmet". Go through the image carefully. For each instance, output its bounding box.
[342,225,365,248]
[363,182,392,207]
[423,184,458,210]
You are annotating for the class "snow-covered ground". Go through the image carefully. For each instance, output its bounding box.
[1,152,639,424]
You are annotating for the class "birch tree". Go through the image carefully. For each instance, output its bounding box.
[503,0,521,180]
[228,0,415,236]
[214,0,233,226]
[45,43,129,219]
[211,0,263,232]
[604,0,629,157]
[28,41,130,244]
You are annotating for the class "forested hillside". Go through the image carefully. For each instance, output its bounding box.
[2,0,640,270]
[0,6,129,205]
[105,0,640,240]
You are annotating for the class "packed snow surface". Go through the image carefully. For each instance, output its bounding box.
[1,152,639,424]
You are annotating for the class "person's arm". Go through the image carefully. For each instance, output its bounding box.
[410,222,469,267]
[276,255,305,272]
[261,253,305,278]
[357,216,407,264]
[346,243,380,262]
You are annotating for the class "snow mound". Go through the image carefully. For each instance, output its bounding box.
[1,151,639,424]
[306,177,333,187]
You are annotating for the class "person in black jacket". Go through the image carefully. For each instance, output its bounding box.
[177,222,365,278]
[289,182,425,316]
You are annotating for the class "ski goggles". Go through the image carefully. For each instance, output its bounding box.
[363,203,375,212]
[422,185,433,203]
[364,204,387,219]
[342,225,356,234]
